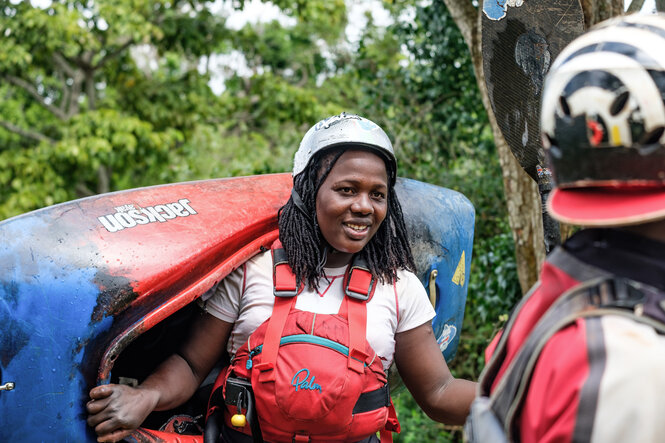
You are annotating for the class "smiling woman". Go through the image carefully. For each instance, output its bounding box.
[86,112,477,443]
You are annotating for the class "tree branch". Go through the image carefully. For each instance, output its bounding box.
[85,71,96,111]
[93,38,133,69]
[0,120,55,144]
[5,75,68,120]
[76,182,95,197]
[53,69,70,116]
[580,0,594,28]
[441,0,478,50]
[582,0,624,27]
[97,165,110,194]
[52,52,85,118]
[66,71,83,118]
[627,0,646,13]
[53,52,78,78]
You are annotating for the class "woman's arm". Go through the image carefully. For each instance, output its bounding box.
[394,322,476,425]
[86,311,233,442]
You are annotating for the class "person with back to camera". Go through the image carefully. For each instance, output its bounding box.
[86,112,477,442]
[465,13,665,443]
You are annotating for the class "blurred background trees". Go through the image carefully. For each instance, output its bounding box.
[1,0,656,441]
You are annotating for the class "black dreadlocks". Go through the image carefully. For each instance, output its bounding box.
[278,147,416,290]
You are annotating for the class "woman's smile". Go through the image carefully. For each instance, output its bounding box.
[345,221,370,230]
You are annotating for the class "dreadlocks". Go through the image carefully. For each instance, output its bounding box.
[278,147,416,290]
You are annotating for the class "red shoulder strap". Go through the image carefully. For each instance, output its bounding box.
[258,240,299,382]
[271,240,303,297]
[255,295,294,383]
[380,399,401,442]
[347,297,368,374]
[342,258,376,373]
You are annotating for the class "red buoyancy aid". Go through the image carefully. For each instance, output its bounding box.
[206,242,400,442]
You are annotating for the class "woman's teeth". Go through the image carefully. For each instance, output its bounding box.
[345,223,368,231]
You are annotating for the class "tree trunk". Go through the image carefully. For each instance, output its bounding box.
[626,0,646,13]
[581,0,624,27]
[481,90,545,292]
[470,18,545,293]
[444,0,545,292]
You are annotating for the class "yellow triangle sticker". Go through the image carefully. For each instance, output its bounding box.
[452,251,465,286]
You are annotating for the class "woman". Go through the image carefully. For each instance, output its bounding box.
[87,112,476,442]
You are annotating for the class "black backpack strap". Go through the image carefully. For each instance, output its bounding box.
[477,282,539,398]
[490,276,665,441]
[352,383,391,414]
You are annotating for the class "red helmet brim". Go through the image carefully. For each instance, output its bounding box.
[548,187,665,227]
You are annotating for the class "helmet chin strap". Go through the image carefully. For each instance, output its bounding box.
[316,245,329,276]
[291,188,313,222]
[291,188,330,275]
[291,189,353,275]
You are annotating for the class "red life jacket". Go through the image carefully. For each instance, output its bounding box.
[206,242,400,442]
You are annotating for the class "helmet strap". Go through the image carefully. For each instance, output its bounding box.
[291,188,313,223]
[315,245,329,277]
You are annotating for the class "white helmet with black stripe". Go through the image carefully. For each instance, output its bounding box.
[541,13,665,226]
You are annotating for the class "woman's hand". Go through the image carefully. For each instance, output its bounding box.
[86,383,159,442]
[395,322,477,424]
[85,312,233,441]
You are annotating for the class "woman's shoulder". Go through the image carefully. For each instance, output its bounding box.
[244,249,273,274]
[394,268,425,288]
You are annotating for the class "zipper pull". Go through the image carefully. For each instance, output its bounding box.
[246,345,263,370]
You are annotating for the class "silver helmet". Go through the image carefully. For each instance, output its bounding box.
[293,112,397,184]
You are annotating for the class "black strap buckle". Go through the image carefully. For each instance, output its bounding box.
[224,377,263,443]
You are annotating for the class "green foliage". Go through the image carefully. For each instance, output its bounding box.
[393,392,463,442]
[56,110,184,189]
[268,0,348,41]
[455,227,521,379]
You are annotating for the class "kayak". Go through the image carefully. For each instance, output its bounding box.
[0,173,474,441]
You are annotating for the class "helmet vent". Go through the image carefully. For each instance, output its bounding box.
[610,91,630,116]
[560,96,571,116]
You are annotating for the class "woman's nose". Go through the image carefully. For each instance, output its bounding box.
[351,194,373,214]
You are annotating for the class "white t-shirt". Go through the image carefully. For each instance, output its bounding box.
[200,250,435,371]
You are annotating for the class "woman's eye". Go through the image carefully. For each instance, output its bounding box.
[372,191,386,200]
[339,187,354,194]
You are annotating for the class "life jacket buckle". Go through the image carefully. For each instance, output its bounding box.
[272,246,301,297]
[345,257,376,301]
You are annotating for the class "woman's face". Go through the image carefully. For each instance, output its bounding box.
[315,149,389,267]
